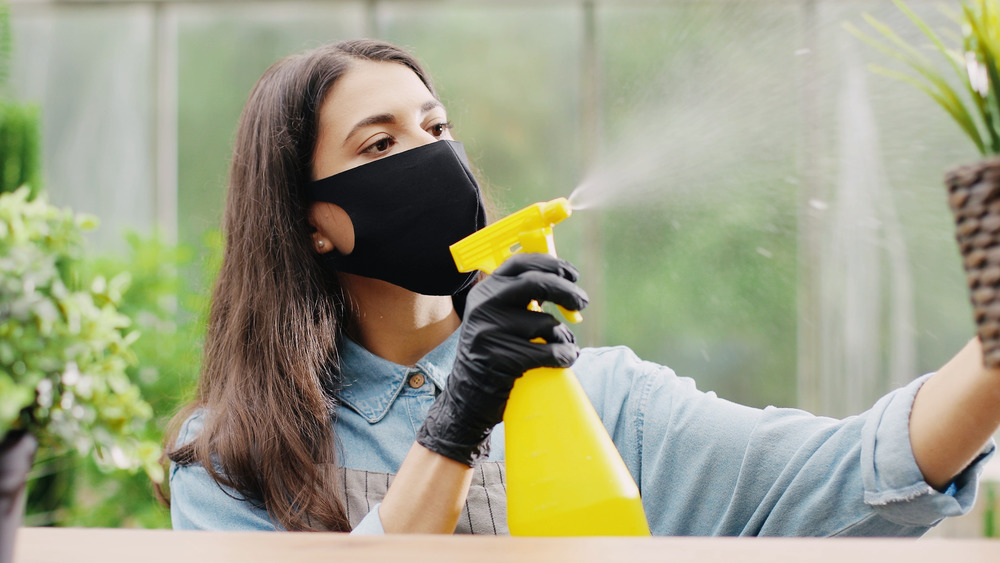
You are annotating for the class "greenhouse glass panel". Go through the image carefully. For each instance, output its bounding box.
[11,3,155,252]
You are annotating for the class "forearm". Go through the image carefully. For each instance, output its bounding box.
[910,337,1000,489]
[378,442,474,533]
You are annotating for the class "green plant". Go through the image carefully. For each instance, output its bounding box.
[17,230,216,528]
[0,0,11,91]
[55,231,212,528]
[0,187,162,483]
[985,482,998,537]
[846,0,1000,156]
[0,101,43,197]
[0,0,43,198]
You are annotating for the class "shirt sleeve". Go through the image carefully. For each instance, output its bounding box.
[170,461,279,531]
[169,413,280,531]
[574,346,995,537]
[169,412,385,534]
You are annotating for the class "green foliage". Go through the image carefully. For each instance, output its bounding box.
[0,0,11,91]
[0,2,40,198]
[24,230,214,528]
[0,187,162,484]
[846,0,1000,156]
[82,232,208,423]
[985,482,998,537]
[0,101,43,197]
[73,232,209,527]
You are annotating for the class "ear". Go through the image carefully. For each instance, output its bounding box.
[308,202,356,255]
[307,205,332,254]
[306,202,322,230]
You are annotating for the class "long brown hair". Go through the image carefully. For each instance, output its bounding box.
[160,39,438,532]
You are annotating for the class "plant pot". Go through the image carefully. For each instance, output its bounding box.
[946,156,1000,368]
[0,431,37,563]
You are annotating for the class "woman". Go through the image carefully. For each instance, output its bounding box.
[164,39,998,536]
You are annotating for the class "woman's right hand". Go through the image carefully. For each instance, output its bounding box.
[415,253,589,466]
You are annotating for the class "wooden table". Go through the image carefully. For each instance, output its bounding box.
[12,527,1000,562]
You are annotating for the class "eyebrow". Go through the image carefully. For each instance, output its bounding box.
[342,100,444,147]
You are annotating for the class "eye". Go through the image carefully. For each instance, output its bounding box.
[429,121,453,138]
[362,135,395,155]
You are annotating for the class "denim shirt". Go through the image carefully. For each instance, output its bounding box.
[170,328,993,535]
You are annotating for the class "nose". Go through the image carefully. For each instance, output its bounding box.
[410,126,440,149]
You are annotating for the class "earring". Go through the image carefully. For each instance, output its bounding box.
[317,240,326,249]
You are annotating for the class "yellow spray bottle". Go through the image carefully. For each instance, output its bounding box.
[450,197,650,536]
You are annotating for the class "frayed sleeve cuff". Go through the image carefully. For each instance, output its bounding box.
[861,373,996,527]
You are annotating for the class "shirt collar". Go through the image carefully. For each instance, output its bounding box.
[335,329,459,424]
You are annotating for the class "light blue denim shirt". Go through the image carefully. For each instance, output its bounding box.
[170,328,993,535]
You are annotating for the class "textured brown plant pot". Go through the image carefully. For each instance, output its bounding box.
[0,431,36,563]
[946,156,1000,368]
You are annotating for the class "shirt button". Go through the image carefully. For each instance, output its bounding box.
[408,373,426,389]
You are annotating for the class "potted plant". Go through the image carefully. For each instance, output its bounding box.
[847,0,1000,366]
[0,187,162,563]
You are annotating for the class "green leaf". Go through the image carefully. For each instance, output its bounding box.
[0,188,158,482]
[965,3,1000,151]
[849,15,972,131]
[0,373,34,426]
[894,0,967,86]
[848,1,1000,155]
[0,2,11,92]
[870,64,987,153]
[861,12,933,67]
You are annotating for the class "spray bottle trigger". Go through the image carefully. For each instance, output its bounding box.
[530,299,583,324]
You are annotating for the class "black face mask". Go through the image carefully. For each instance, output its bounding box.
[307,140,487,296]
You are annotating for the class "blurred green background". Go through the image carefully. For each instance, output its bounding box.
[4,0,994,532]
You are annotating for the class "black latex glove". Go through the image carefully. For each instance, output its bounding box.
[416,253,589,466]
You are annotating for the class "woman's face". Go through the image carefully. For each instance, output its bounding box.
[309,60,454,255]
